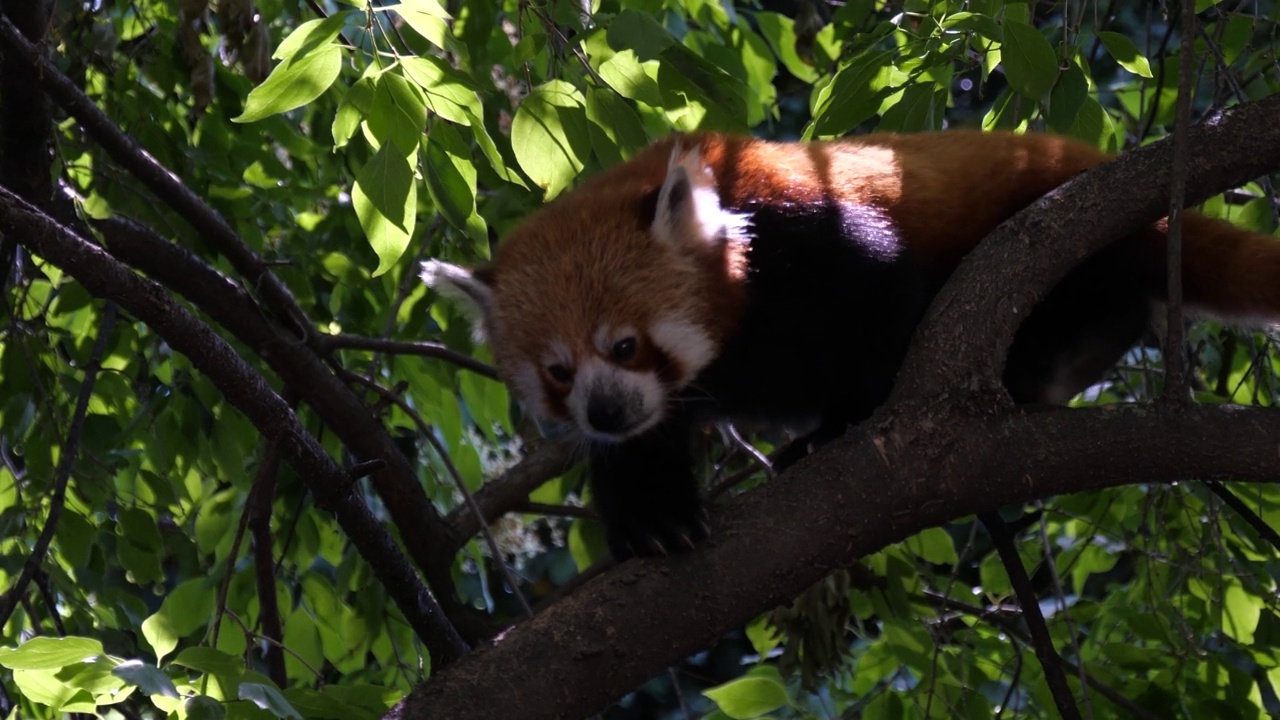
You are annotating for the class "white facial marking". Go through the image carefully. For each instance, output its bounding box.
[650,316,717,385]
[566,357,666,443]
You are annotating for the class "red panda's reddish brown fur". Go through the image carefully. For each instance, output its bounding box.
[425,130,1280,558]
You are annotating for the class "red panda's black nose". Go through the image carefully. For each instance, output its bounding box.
[586,395,628,434]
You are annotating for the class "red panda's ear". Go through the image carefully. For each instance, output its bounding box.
[420,259,494,341]
[652,144,748,249]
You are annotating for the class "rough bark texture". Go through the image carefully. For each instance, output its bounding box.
[388,95,1280,719]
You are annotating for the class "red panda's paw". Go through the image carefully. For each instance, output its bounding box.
[605,501,711,562]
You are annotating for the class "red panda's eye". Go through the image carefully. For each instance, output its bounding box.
[547,364,574,384]
[611,338,637,363]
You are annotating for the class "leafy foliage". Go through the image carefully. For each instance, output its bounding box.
[0,0,1278,718]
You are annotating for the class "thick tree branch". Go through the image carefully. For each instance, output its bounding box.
[91,216,469,628]
[392,94,1280,718]
[392,402,1280,719]
[0,0,52,290]
[0,14,310,334]
[0,187,470,667]
[892,93,1280,403]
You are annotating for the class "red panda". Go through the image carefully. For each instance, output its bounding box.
[423,130,1280,560]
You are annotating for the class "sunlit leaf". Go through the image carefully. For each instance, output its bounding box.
[0,637,104,670]
[425,121,486,243]
[235,43,342,123]
[1000,19,1058,100]
[353,140,417,275]
[511,81,590,199]
[703,669,789,719]
[1098,31,1154,78]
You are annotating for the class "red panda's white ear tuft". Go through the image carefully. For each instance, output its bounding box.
[420,259,493,342]
[652,143,749,248]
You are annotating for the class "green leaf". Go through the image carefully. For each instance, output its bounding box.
[811,52,894,137]
[751,11,818,82]
[656,44,749,132]
[1223,581,1261,644]
[235,43,342,123]
[165,579,216,638]
[400,55,483,126]
[424,121,486,243]
[171,647,246,678]
[1047,62,1088,132]
[273,13,353,60]
[240,682,304,720]
[941,11,1003,42]
[366,71,427,153]
[1221,14,1253,65]
[461,106,525,187]
[703,672,789,719]
[744,616,781,660]
[118,505,162,550]
[586,86,648,165]
[1098,31,1153,78]
[353,140,417,276]
[0,637,104,670]
[1000,19,1058,100]
[12,668,96,711]
[187,696,228,720]
[904,527,958,565]
[596,50,664,108]
[389,2,461,54]
[112,659,180,698]
[1067,96,1116,150]
[511,81,590,199]
[142,614,178,665]
[607,9,674,61]
[878,83,946,132]
[396,0,450,19]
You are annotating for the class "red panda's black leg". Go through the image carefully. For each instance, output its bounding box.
[588,415,708,561]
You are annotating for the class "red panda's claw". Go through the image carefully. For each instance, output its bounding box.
[648,538,669,556]
[677,531,695,550]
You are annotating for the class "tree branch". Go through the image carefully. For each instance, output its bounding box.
[324,334,499,380]
[0,186,470,667]
[444,434,580,548]
[0,13,310,335]
[91,215,470,629]
[892,92,1280,403]
[981,513,1080,720]
[0,302,114,628]
[390,401,1280,719]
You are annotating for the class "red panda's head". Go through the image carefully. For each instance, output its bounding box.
[423,139,750,443]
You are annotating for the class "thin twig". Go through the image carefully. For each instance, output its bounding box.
[1205,482,1280,552]
[340,370,533,618]
[511,500,596,520]
[0,302,115,627]
[1162,0,1197,399]
[326,333,499,380]
[980,512,1082,720]
[248,436,288,687]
